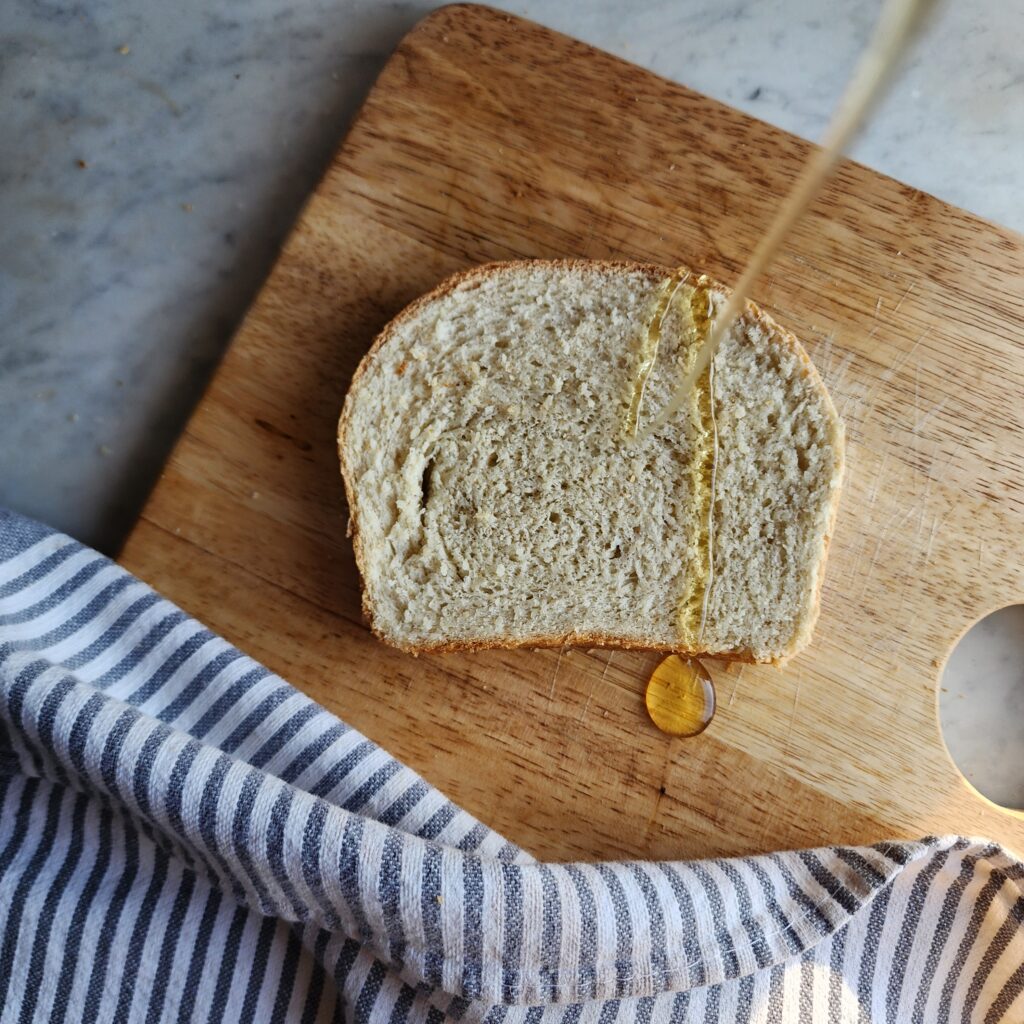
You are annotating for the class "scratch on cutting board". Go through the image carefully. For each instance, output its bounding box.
[858,497,922,600]
[913,496,930,548]
[791,253,832,281]
[600,650,615,680]
[578,682,596,722]
[782,679,802,761]
[923,512,946,567]
[900,329,928,371]
[812,331,854,396]
[727,664,745,707]
[851,451,898,585]
[808,332,871,436]
[865,451,890,512]
[892,281,915,315]
[827,355,856,409]
[880,587,911,656]
[912,362,921,437]
[814,328,835,362]
[830,350,855,394]
[892,587,909,637]
[581,684,598,724]
[869,331,917,400]
[579,651,615,722]
[810,329,835,372]
[906,363,928,478]
[858,329,927,433]
[837,385,867,434]
[547,648,563,701]
[906,359,948,443]
[931,435,967,483]
[912,396,949,437]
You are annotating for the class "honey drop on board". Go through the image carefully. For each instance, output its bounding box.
[645,655,715,737]
[624,275,719,648]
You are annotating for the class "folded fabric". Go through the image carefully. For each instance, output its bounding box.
[0,509,1021,1023]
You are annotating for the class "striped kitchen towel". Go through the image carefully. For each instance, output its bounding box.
[0,509,1021,1023]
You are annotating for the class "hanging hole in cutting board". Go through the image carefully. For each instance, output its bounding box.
[940,604,1024,812]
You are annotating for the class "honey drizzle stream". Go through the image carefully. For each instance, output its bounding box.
[626,275,718,646]
[697,325,718,644]
[638,285,719,737]
[624,270,688,439]
[676,285,718,646]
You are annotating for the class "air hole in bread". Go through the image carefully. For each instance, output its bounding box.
[420,458,434,511]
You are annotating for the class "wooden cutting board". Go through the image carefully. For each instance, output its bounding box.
[120,4,1024,860]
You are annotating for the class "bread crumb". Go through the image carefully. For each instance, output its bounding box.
[118,44,130,55]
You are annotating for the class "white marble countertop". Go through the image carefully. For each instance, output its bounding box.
[2,0,1021,808]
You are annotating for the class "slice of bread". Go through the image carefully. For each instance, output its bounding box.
[338,260,844,663]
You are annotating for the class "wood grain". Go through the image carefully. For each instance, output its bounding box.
[120,4,1024,861]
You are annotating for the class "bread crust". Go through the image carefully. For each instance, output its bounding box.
[337,258,843,664]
